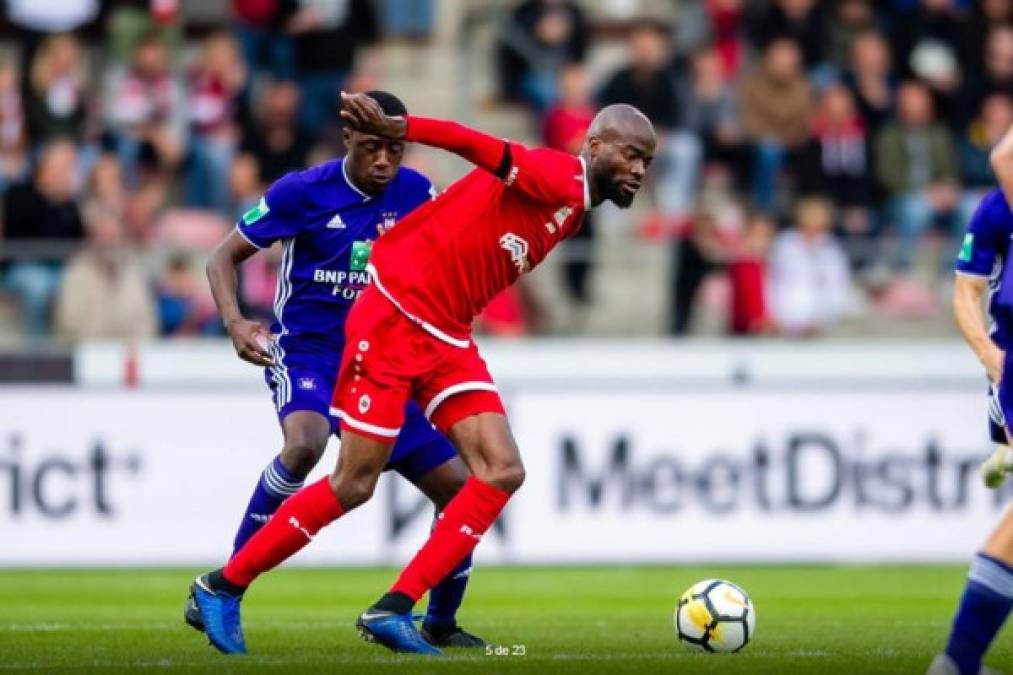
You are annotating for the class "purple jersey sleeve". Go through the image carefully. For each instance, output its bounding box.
[236,172,307,249]
[956,190,1009,277]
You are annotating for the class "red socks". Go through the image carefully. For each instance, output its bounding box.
[224,477,345,587]
[391,477,510,601]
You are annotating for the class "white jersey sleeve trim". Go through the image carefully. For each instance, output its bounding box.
[235,224,265,249]
[424,381,499,420]
[955,269,990,278]
[366,263,471,349]
[579,155,591,211]
[330,407,401,437]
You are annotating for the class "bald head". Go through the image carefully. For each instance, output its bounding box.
[587,104,655,146]
[582,104,656,208]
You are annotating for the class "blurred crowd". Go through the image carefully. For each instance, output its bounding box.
[0,0,1009,343]
[498,0,1011,337]
[0,0,396,341]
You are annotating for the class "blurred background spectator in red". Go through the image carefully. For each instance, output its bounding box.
[184,31,246,214]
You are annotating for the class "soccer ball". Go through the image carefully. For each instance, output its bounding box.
[674,579,756,653]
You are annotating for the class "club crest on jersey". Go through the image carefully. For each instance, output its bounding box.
[297,377,317,391]
[381,211,397,231]
[500,233,530,274]
[358,394,371,414]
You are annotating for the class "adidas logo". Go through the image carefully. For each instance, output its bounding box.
[326,213,345,229]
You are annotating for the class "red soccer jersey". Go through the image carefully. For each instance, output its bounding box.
[368,116,590,346]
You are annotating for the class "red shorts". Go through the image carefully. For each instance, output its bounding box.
[330,285,505,443]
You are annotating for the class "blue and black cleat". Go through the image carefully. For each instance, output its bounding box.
[356,608,443,655]
[183,584,205,632]
[189,573,247,655]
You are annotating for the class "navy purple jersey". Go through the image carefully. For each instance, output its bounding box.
[236,157,434,348]
[956,188,1013,350]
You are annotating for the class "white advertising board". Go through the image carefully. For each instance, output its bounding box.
[0,384,1007,565]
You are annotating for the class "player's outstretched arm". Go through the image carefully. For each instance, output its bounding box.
[340,91,511,177]
[953,273,1003,384]
[207,230,274,367]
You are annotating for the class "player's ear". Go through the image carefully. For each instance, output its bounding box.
[342,127,352,152]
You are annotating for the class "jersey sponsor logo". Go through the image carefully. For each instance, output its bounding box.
[242,196,270,225]
[959,233,975,262]
[350,240,372,272]
[544,206,573,234]
[500,232,530,274]
[326,213,346,229]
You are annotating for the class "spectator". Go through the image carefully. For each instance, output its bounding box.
[156,254,219,336]
[727,211,775,336]
[24,33,90,144]
[797,84,873,267]
[875,80,959,273]
[103,30,186,182]
[768,197,851,336]
[543,64,595,305]
[750,0,827,70]
[0,60,29,192]
[1,139,84,336]
[496,0,589,110]
[824,0,878,71]
[232,0,291,78]
[843,30,896,135]
[964,0,1013,73]
[184,32,247,213]
[959,93,1013,222]
[960,26,1013,128]
[281,0,379,134]
[53,201,157,342]
[703,0,747,78]
[670,198,730,335]
[237,79,310,187]
[891,0,966,81]
[599,20,700,220]
[680,47,750,191]
[380,0,435,41]
[740,37,812,212]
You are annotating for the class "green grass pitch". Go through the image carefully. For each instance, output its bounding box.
[1,565,1010,674]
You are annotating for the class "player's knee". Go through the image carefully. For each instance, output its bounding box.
[280,439,326,478]
[483,462,525,494]
[329,473,377,509]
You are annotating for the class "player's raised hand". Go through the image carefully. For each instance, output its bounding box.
[340,91,407,139]
[226,317,275,367]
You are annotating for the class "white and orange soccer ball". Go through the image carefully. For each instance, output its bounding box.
[674,579,756,653]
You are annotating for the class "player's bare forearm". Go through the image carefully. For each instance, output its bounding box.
[339,91,507,175]
[207,232,255,326]
[953,273,1003,382]
[991,124,1013,207]
[207,231,274,366]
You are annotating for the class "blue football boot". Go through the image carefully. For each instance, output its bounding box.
[356,608,442,655]
[183,584,205,632]
[190,573,247,655]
